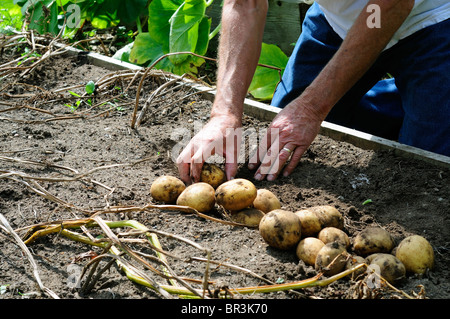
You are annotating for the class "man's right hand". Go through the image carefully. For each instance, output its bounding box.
[176,115,242,185]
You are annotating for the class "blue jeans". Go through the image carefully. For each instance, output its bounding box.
[272,3,450,156]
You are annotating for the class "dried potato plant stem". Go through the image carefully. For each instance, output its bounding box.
[22,217,209,298]
[20,216,400,299]
[91,216,176,298]
[0,213,60,299]
[95,204,251,228]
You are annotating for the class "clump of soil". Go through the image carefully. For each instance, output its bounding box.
[0,51,449,300]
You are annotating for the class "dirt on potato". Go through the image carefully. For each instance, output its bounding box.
[0,49,449,302]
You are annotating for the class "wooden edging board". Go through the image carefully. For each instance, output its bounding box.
[58,44,450,169]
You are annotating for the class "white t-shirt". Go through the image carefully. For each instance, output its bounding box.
[315,0,450,50]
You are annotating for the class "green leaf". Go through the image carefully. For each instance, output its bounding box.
[0,0,23,31]
[115,0,148,25]
[129,32,165,66]
[148,0,184,48]
[195,15,211,56]
[85,81,95,94]
[248,43,289,101]
[68,90,81,98]
[112,42,134,62]
[168,0,207,64]
[172,54,205,75]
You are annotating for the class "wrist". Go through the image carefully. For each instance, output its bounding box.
[210,98,243,127]
[292,88,332,123]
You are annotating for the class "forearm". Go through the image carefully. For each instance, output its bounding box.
[298,0,414,120]
[210,0,268,122]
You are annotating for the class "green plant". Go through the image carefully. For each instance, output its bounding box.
[65,80,96,111]
[126,0,288,100]
[0,0,23,32]
[128,0,214,76]
[14,0,148,36]
[12,0,289,101]
[248,43,289,101]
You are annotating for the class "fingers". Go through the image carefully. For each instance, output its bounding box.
[176,145,194,184]
[224,162,238,181]
[176,129,239,183]
[176,138,206,184]
[248,127,273,170]
[254,141,296,181]
[177,161,192,184]
[190,147,206,183]
[281,146,306,177]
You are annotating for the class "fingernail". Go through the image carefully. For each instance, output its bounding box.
[254,173,262,181]
[283,171,290,177]
[267,174,275,181]
[248,163,256,170]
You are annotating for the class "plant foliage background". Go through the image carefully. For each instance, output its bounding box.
[1,0,289,100]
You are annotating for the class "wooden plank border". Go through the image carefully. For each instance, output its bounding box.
[57,43,450,168]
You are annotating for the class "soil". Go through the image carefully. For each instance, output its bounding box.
[0,51,449,302]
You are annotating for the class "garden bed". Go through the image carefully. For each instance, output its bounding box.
[0,47,449,301]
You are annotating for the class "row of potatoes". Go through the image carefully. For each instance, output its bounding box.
[149,164,434,285]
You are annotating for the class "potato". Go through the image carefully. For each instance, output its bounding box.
[318,227,350,248]
[252,189,281,213]
[215,178,257,211]
[259,209,302,250]
[230,208,265,227]
[365,253,383,264]
[150,175,186,204]
[308,205,344,229]
[353,227,394,256]
[176,182,215,213]
[395,235,434,274]
[315,242,348,276]
[296,237,325,266]
[345,255,367,280]
[295,209,322,237]
[200,163,226,189]
[367,253,406,284]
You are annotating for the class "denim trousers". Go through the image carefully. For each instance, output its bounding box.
[271,3,450,156]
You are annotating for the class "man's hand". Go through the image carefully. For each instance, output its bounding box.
[176,115,242,184]
[248,101,323,181]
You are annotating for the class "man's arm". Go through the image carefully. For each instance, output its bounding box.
[251,0,415,181]
[211,0,268,121]
[176,0,268,183]
[299,0,415,122]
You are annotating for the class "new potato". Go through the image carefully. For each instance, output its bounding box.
[296,237,325,266]
[309,205,344,229]
[353,227,394,256]
[318,227,350,248]
[215,178,257,211]
[253,189,281,213]
[259,209,302,250]
[395,235,434,274]
[150,175,186,204]
[315,242,348,276]
[176,182,216,213]
[230,208,265,227]
[295,206,344,237]
[200,163,226,189]
[295,209,322,237]
[367,253,406,284]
